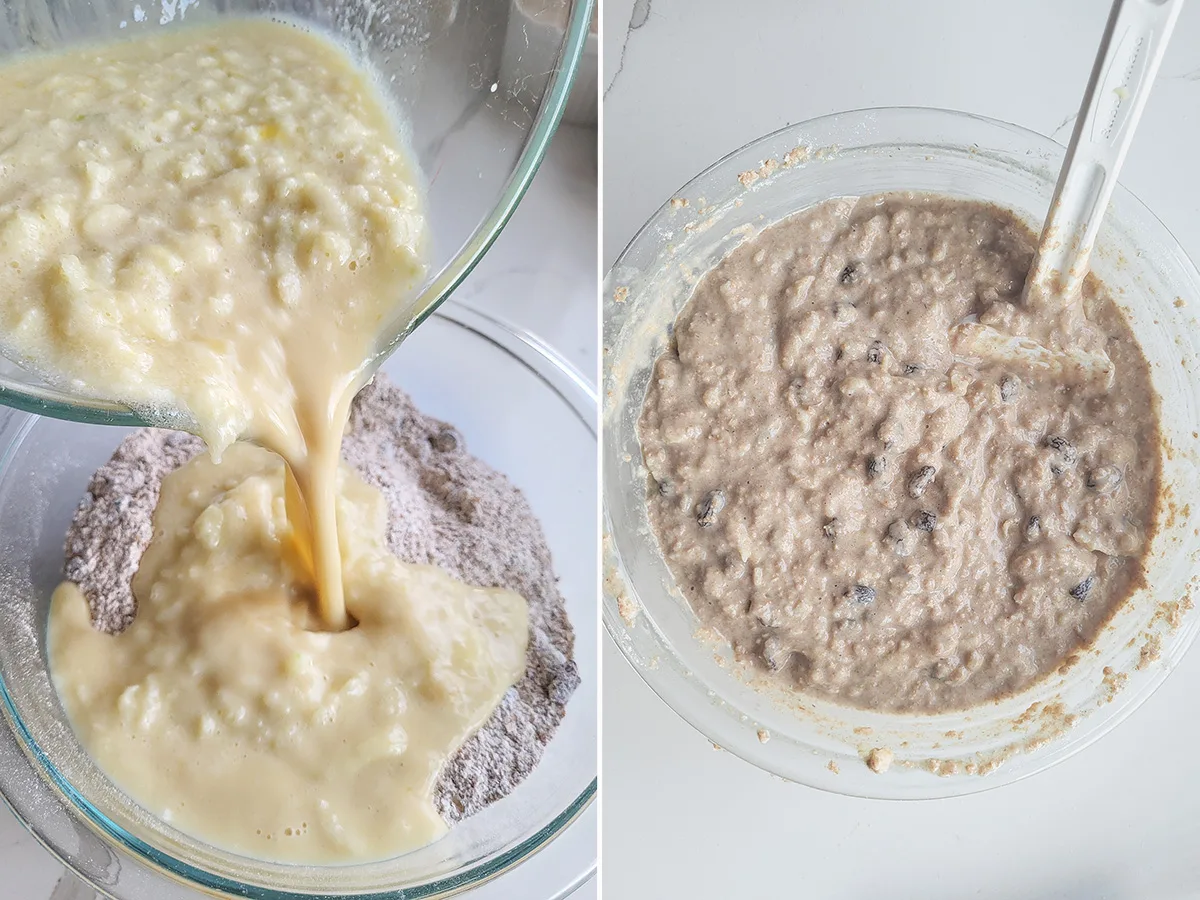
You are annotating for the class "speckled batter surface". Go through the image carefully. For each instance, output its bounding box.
[638,193,1160,713]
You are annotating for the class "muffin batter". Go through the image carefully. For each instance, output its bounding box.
[639,193,1159,713]
[0,20,429,629]
[50,443,527,862]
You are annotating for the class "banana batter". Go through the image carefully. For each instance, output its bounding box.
[51,445,527,861]
[0,19,429,629]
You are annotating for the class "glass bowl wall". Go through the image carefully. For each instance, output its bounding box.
[0,302,598,897]
[0,0,592,424]
[603,107,1200,798]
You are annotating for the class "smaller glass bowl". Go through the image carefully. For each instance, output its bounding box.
[602,107,1200,799]
[0,0,594,425]
[0,302,597,898]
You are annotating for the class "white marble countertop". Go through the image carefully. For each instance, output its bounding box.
[603,1,1200,898]
[0,122,598,900]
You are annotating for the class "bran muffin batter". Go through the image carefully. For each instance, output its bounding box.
[638,193,1160,713]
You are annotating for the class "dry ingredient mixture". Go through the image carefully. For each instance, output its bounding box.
[57,377,579,849]
[639,193,1160,713]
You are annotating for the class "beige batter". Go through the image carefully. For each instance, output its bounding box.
[50,444,528,861]
[0,20,429,629]
[639,193,1160,713]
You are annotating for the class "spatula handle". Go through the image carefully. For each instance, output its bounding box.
[1024,0,1184,305]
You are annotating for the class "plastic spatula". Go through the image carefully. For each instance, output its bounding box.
[954,0,1184,386]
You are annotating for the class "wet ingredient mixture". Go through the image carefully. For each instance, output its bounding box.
[639,193,1160,713]
[0,19,430,629]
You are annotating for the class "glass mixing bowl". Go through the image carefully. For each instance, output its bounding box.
[0,0,592,424]
[0,301,598,897]
[603,107,1200,799]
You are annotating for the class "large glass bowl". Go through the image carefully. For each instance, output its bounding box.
[0,0,592,424]
[603,107,1200,799]
[0,301,598,897]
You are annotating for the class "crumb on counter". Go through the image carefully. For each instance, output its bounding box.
[865,747,893,774]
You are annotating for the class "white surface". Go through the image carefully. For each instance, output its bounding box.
[603,1,1200,899]
[0,122,598,900]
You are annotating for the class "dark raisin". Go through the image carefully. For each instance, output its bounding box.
[1025,515,1041,540]
[867,341,884,364]
[912,509,937,532]
[656,478,674,498]
[1000,375,1019,402]
[430,428,460,452]
[839,263,859,285]
[823,517,840,539]
[1046,435,1077,465]
[697,489,726,527]
[1069,574,1096,602]
[1086,465,1122,493]
[866,455,887,479]
[908,465,936,499]
[848,584,876,604]
[904,363,922,376]
[834,347,844,362]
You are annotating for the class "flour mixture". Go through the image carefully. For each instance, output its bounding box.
[638,193,1160,713]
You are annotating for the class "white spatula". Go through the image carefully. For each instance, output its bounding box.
[954,0,1184,385]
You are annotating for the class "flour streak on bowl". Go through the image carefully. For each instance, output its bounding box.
[602,107,1200,800]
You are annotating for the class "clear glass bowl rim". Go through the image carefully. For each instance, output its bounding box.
[602,104,1200,800]
[0,301,598,899]
[0,0,595,428]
